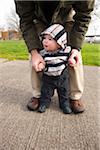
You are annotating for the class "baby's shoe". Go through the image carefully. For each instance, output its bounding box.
[61,102,72,114]
[62,106,72,114]
[38,104,46,113]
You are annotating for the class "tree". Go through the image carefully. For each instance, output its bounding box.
[88,0,100,36]
[6,7,22,39]
[93,0,100,20]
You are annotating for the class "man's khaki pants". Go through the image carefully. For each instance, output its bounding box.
[30,52,84,100]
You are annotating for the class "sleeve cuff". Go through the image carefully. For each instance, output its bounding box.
[71,46,81,51]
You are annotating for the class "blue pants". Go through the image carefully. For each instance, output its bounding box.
[40,68,70,108]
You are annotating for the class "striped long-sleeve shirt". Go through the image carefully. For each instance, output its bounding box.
[40,46,71,76]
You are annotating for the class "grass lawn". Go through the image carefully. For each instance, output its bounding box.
[0,40,28,60]
[0,40,100,66]
[82,43,100,66]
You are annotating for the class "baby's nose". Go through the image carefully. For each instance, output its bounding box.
[44,39,48,44]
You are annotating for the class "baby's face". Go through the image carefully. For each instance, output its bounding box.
[42,34,60,52]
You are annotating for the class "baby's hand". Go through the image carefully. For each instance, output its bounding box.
[38,62,45,72]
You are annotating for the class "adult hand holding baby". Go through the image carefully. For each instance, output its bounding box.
[31,49,45,72]
[68,49,79,67]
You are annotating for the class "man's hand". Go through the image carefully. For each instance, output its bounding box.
[68,49,79,67]
[31,49,45,72]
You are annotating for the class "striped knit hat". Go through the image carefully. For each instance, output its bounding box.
[40,24,67,49]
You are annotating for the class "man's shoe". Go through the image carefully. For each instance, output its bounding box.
[38,104,46,113]
[70,99,85,114]
[27,97,39,111]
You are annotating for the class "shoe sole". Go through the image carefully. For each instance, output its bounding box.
[27,105,38,111]
[72,109,85,114]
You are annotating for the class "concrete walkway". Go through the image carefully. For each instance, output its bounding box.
[0,60,100,150]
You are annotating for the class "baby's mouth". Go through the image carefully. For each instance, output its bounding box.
[44,45,48,48]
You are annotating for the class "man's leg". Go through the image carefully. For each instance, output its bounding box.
[27,62,42,111]
[27,20,45,111]
[31,66,42,98]
[68,52,85,113]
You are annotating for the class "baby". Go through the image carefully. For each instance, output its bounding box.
[38,24,78,114]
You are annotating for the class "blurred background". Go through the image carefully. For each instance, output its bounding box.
[0,0,100,66]
[0,0,100,42]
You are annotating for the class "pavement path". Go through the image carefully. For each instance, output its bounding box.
[0,59,100,150]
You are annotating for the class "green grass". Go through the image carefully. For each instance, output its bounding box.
[82,43,100,66]
[0,40,28,60]
[0,40,100,66]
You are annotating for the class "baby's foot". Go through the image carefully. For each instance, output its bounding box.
[38,104,46,113]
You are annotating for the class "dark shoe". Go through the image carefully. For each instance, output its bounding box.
[38,104,46,113]
[70,99,85,114]
[62,105,72,114]
[60,102,72,114]
[27,97,39,111]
